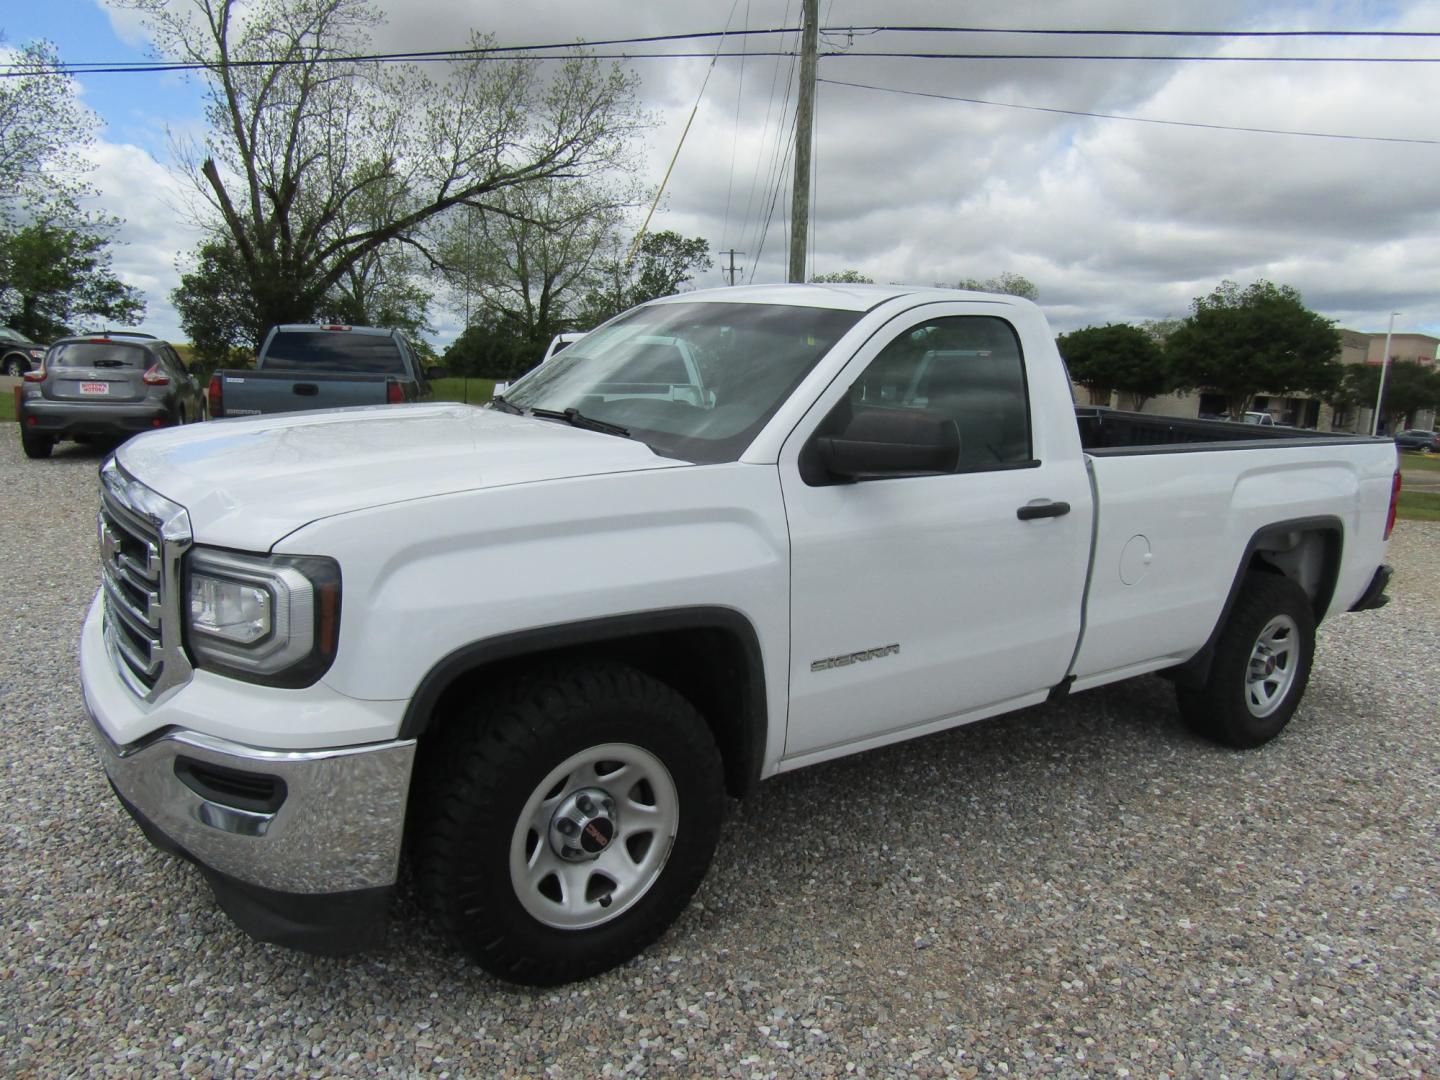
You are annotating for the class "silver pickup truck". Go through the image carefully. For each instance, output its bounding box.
[206,324,431,418]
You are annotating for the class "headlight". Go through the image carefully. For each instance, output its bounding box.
[184,547,341,687]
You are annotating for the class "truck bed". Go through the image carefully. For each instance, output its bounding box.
[1075,406,1383,454]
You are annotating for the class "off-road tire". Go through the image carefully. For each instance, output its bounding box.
[416,662,724,986]
[20,428,53,459]
[1176,572,1315,748]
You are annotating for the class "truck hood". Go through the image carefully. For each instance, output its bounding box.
[116,403,687,550]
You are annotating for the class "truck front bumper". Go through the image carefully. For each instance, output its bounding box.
[81,600,416,955]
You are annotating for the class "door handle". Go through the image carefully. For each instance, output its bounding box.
[1016,500,1071,521]
[293,383,319,396]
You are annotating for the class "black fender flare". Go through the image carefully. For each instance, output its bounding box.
[1165,515,1342,689]
[398,607,770,795]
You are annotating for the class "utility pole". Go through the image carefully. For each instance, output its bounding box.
[1372,311,1400,436]
[787,0,819,284]
[720,249,746,286]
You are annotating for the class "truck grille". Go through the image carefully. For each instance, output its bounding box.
[98,459,193,700]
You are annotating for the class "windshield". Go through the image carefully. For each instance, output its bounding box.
[501,302,862,463]
[262,331,406,374]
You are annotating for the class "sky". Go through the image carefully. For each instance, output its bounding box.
[4,0,1439,347]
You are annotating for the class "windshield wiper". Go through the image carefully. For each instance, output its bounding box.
[529,406,631,439]
[488,393,523,415]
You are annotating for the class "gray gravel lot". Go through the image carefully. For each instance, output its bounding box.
[2,432,1437,1078]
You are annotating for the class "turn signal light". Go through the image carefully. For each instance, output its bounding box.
[22,367,46,383]
[207,374,223,418]
[386,380,404,405]
[142,364,170,386]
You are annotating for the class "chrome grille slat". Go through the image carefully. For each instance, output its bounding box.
[97,460,193,700]
[102,570,160,635]
[112,619,162,676]
[117,550,159,586]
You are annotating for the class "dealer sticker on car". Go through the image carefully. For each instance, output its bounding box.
[80,383,109,395]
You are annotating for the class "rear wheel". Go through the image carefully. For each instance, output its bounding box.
[417,662,724,986]
[1176,572,1315,748]
[20,428,53,459]
[3,357,24,377]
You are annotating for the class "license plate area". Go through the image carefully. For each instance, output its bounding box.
[80,383,110,395]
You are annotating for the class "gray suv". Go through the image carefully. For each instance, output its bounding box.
[17,332,206,459]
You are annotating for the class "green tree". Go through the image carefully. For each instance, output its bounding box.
[1331,360,1440,433]
[0,219,144,339]
[316,246,433,339]
[577,230,712,326]
[1057,323,1171,410]
[120,0,644,336]
[442,316,532,380]
[1165,280,1342,419]
[810,269,873,284]
[0,38,98,221]
[941,272,1039,301]
[172,237,265,368]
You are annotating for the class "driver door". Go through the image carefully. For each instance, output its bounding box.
[779,306,1092,759]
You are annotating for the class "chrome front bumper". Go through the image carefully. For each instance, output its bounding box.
[89,714,415,896]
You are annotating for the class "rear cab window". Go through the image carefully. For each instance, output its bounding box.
[261,332,406,375]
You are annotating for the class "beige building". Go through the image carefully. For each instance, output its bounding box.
[1084,329,1437,433]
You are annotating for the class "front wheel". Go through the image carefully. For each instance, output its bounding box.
[3,357,24,378]
[417,662,724,986]
[1176,572,1316,748]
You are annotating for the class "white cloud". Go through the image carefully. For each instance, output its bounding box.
[85,141,206,341]
[96,1,153,49]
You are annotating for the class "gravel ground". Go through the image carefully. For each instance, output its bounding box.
[2,433,1437,1079]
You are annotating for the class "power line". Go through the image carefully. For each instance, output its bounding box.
[738,1,796,279]
[834,25,1440,39]
[720,0,751,253]
[8,24,1440,77]
[12,50,1440,77]
[819,77,1440,145]
[819,52,1440,62]
[628,1,744,266]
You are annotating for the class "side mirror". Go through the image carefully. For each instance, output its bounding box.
[813,408,960,480]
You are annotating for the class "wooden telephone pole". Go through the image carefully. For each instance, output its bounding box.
[787,0,819,283]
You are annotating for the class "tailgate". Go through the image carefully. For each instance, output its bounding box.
[218,370,390,415]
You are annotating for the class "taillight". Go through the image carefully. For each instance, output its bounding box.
[386,381,404,405]
[207,374,223,418]
[143,364,169,386]
[22,365,46,383]
[1384,468,1401,540]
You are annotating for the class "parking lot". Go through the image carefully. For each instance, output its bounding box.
[2,432,1437,1078]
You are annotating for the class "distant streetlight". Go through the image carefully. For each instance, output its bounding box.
[1372,311,1400,437]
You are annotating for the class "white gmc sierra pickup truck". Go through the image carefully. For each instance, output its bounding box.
[80,284,1398,985]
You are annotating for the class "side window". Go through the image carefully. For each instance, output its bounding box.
[848,316,1030,472]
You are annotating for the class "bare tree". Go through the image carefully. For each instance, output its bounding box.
[122,0,644,331]
[437,180,633,345]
